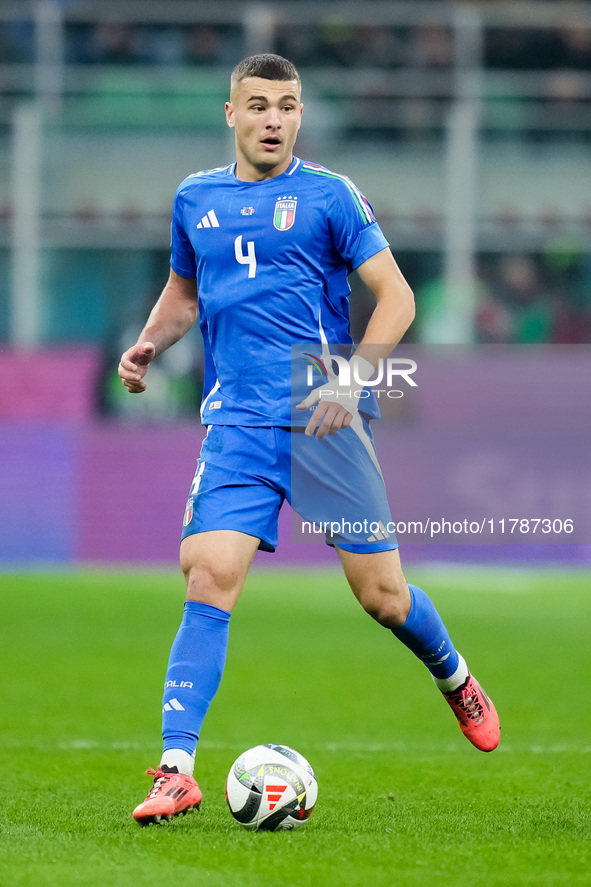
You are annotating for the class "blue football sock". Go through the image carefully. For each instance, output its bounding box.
[390,584,460,680]
[162,600,231,757]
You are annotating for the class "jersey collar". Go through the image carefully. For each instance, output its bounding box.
[229,156,301,182]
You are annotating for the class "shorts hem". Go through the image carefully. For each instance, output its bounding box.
[332,540,399,554]
[180,525,276,553]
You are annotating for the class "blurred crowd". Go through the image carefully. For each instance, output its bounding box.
[405,250,591,346]
[1,14,591,74]
[474,251,591,345]
[3,10,590,141]
[2,2,591,357]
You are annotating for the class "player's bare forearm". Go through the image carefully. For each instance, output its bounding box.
[118,269,198,393]
[296,248,414,438]
[353,248,415,368]
[138,269,199,357]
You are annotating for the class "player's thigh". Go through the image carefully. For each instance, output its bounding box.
[180,529,260,611]
[337,546,411,626]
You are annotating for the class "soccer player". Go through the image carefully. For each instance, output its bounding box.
[119,54,500,826]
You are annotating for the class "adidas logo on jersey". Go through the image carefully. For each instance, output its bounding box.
[196,209,220,229]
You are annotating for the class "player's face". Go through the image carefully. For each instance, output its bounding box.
[225,77,303,181]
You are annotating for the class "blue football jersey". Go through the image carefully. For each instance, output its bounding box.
[170,156,389,426]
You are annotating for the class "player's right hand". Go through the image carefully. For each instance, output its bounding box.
[118,342,156,393]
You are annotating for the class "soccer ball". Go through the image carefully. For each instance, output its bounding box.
[225,744,318,831]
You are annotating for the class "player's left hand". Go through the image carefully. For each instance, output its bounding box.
[296,389,355,440]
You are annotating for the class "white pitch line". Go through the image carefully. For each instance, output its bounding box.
[39,739,591,755]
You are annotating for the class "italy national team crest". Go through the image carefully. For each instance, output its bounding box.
[183,500,193,527]
[273,195,297,231]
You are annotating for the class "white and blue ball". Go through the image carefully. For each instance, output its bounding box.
[226,744,318,831]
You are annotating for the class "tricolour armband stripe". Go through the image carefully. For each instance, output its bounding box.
[302,163,375,225]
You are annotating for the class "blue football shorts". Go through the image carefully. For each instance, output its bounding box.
[181,421,397,554]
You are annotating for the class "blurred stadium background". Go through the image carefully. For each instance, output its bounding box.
[1,0,591,566]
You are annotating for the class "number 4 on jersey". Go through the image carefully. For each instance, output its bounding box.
[234,235,257,279]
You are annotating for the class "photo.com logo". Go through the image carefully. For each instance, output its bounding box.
[303,353,417,398]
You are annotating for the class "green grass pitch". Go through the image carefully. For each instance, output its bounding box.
[1,566,589,886]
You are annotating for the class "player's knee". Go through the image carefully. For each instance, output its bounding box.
[182,559,242,606]
[358,583,410,628]
[180,531,258,610]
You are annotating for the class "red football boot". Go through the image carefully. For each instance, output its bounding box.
[442,674,500,752]
[133,766,202,825]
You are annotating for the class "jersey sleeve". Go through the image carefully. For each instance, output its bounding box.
[170,186,197,279]
[326,177,389,271]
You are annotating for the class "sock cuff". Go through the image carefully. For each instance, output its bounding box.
[432,653,469,693]
[160,748,196,777]
[402,583,419,629]
[183,600,232,623]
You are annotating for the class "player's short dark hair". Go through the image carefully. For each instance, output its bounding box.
[230,54,301,92]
